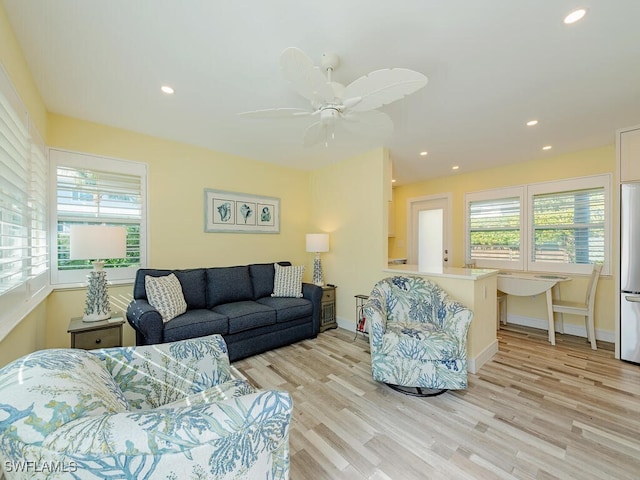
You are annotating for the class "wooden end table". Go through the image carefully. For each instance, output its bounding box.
[68,316,125,349]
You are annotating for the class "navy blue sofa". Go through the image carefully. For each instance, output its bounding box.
[126,262,322,361]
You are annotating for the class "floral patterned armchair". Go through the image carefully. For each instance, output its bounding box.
[365,276,473,395]
[0,335,291,479]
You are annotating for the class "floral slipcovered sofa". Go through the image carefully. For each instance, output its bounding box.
[0,335,291,479]
[365,276,473,391]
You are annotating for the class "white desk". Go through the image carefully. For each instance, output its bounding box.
[497,272,570,345]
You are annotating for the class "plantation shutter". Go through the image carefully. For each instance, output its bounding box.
[29,128,48,280]
[0,88,30,294]
[532,188,605,265]
[468,196,521,263]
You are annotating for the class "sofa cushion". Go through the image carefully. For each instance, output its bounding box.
[256,297,313,323]
[250,261,293,299]
[174,269,207,309]
[271,263,304,298]
[206,266,254,308]
[0,349,129,445]
[249,263,276,299]
[134,269,207,309]
[145,273,188,322]
[213,301,277,334]
[163,309,229,342]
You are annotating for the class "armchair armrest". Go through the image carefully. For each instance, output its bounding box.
[126,299,163,344]
[302,282,322,334]
[441,303,473,351]
[91,335,233,410]
[364,294,388,348]
[41,390,292,479]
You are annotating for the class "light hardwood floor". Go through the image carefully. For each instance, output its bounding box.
[234,326,640,480]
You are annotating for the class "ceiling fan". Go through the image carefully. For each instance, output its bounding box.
[239,47,428,147]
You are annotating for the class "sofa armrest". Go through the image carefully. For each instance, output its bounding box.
[302,282,322,334]
[91,335,234,410]
[126,299,163,344]
[41,390,292,479]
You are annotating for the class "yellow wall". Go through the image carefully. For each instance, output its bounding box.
[47,114,312,269]
[310,147,390,324]
[0,301,47,367]
[0,3,47,136]
[389,145,616,335]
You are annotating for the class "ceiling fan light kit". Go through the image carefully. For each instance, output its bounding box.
[239,47,428,147]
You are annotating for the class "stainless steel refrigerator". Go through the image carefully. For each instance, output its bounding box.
[621,183,640,364]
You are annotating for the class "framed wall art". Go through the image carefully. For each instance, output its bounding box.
[204,189,280,233]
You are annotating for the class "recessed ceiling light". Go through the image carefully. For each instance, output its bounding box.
[452,165,459,170]
[564,8,587,24]
[391,179,397,183]
[542,145,552,151]
[526,120,539,126]
[420,151,428,156]
[161,85,174,94]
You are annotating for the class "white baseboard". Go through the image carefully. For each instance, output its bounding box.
[468,339,499,374]
[336,316,355,332]
[506,314,615,343]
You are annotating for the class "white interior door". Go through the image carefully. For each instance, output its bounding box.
[408,196,451,269]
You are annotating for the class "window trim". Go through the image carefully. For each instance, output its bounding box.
[465,174,611,275]
[49,148,148,286]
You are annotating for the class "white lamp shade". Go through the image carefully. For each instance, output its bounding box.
[70,225,127,260]
[306,233,330,253]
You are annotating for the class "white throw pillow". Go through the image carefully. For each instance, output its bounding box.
[145,273,187,322]
[271,263,305,298]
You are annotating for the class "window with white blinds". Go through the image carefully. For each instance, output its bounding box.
[466,175,610,275]
[469,198,522,261]
[50,149,147,285]
[0,71,47,295]
[466,187,524,270]
[529,177,609,274]
[0,65,48,326]
[0,92,30,295]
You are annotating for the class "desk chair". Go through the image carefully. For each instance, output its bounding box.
[552,263,602,350]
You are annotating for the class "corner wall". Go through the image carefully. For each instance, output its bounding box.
[309,147,391,328]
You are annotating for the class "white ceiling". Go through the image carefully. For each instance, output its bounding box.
[3,1,640,184]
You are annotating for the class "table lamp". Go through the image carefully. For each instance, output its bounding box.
[70,225,127,322]
[306,233,329,286]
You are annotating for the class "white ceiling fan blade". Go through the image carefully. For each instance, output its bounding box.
[303,121,330,147]
[341,110,394,139]
[280,47,335,107]
[238,107,312,118]
[343,68,428,112]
